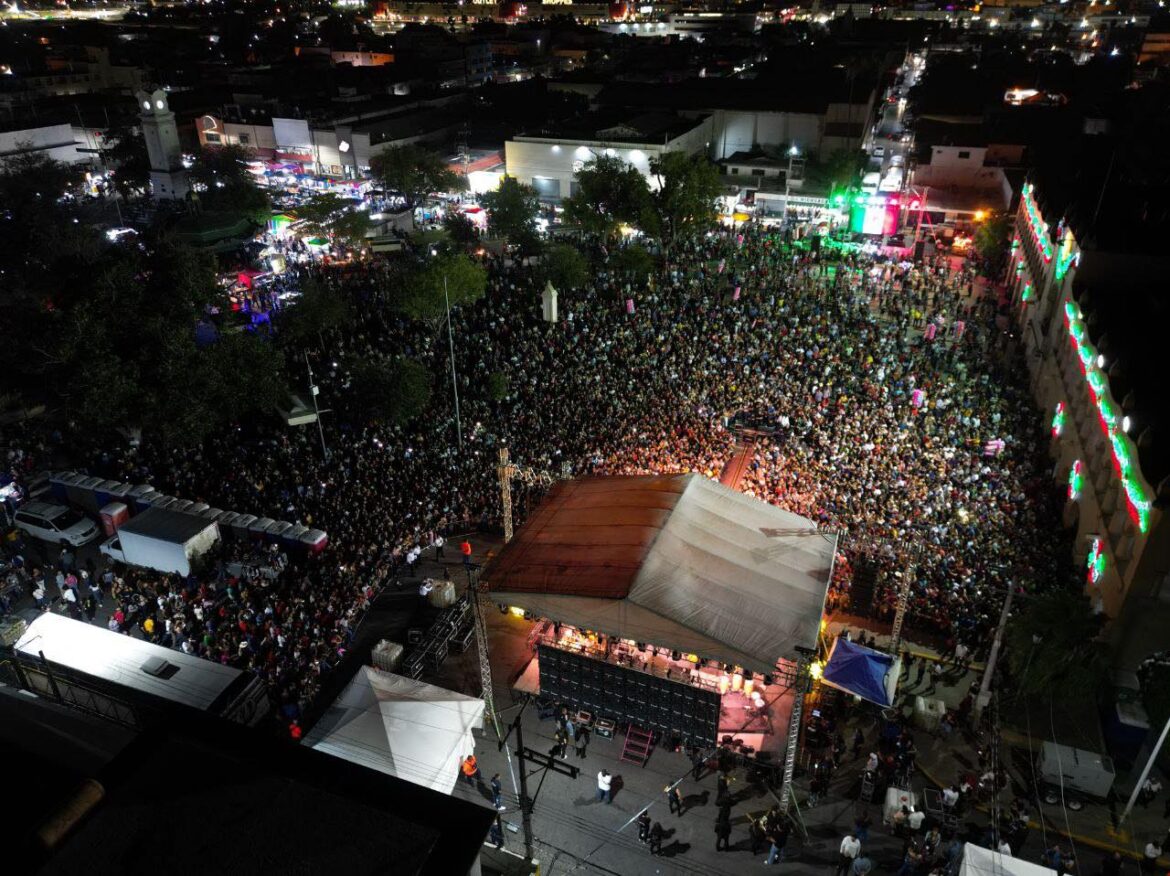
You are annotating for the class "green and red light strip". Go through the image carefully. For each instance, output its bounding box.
[1022,183,1054,263]
[1052,402,1066,438]
[1087,536,1105,585]
[1068,459,1083,501]
[1064,302,1153,532]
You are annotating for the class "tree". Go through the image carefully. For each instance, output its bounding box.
[1005,589,1108,700]
[348,357,432,425]
[480,176,539,248]
[974,213,1012,272]
[485,371,509,401]
[443,211,479,249]
[394,253,488,322]
[188,144,270,222]
[277,275,353,350]
[541,242,589,291]
[821,148,862,191]
[54,239,283,446]
[561,154,651,239]
[610,243,654,282]
[648,151,721,248]
[295,193,370,247]
[368,145,463,211]
[104,124,152,199]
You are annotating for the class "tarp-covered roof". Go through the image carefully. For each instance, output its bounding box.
[820,637,900,707]
[485,475,836,672]
[305,667,484,795]
[961,842,1057,876]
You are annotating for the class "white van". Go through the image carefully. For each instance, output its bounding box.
[13,501,100,547]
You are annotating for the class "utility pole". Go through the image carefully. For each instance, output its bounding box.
[304,352,329,461]
[498,448,516,543]
[1120,713,1170,827]
[513,701,536,861]
[975,585,1014,719]
[443,276,463,451]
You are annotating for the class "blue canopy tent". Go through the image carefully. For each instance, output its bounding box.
[820,637,902,707]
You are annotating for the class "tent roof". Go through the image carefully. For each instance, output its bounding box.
[485,474,836,672]
[961,842,1057,876]
[305,667,484,795]
[820,637,900,707]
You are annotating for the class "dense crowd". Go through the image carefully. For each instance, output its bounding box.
[2,220,1072,721]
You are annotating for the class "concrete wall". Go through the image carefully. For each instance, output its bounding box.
[709,110,822,160]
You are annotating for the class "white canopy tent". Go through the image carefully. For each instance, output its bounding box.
[305,666,485,795]
[961,842,1056,876]
[486,474,837,673]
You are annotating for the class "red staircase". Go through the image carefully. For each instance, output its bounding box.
[620,725,655,767]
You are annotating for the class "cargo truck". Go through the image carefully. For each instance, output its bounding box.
[99,506,220,576]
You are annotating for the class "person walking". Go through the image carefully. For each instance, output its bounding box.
[461,754,480,787]
[837,830,861,876]
[552,726,568,760]
[667,784,683,816]
[460,539,472,569]
[433,534,445,560]
[1141,839,1162,876]
[596,769,612,804]
[715,803,732,851]
[649,821,664,856]
[490,773,504,810]
[766,818,789,865]
[637,810,651,844]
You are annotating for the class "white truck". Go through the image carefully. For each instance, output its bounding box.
[1037,741,1116,810]
[100,507,220,576]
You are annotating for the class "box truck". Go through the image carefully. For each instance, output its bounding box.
[100,507,220,576]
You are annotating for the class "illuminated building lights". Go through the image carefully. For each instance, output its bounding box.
[1064,302,1152,532]
[1054,228,1080,282]
[1068,459,1083,501]
[1016,258,1025,274]
[1021,282,1034,302]
[1086,536,1105,585]
[1022,183,1054,263]
[1052,401,1066,438]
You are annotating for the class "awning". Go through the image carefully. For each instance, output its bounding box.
[819,637,901,707]
[485,474,836,673]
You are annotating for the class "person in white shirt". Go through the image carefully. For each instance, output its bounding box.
[997,839,1012,856]
[942,785,960,809]
[596,769,612,804]
[907,809,926,831]
[837,832,861,876]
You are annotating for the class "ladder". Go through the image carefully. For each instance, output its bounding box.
[620,725,655,767]
[471,573,499,737]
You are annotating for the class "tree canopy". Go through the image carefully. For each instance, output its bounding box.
[188,144,270,222]
[295,193,370,247]
[561,154,651,239]
[368,145,463,211]
[1005,588,1108,701]
[480,176,540,250]
[348,357,432,425]
[648,151,721,247]
[276,275,353,350]
[393,253,488,322]
[541,242,589,291]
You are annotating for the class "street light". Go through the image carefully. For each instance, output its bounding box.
[784,145,800,226]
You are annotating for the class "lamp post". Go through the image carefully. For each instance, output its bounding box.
[784,144,799,227]
[443,275,464,451]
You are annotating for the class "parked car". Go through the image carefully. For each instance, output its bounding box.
[13,501,100,547]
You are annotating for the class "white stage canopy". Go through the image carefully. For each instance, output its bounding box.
[486,474,837,673]
[305,666,485,795]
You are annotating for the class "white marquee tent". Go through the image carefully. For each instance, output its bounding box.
[304,666,485,795]
[960,842,1056,876]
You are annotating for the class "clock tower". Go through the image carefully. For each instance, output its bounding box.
[135,89,189,200]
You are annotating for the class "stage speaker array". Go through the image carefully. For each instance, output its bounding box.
[538,645,719,746]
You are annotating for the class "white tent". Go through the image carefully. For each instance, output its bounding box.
[961,843,1057,876]
[486,474,837,672]
[305,666,485,795]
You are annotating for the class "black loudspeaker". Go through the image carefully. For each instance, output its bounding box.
[850,558,878,615]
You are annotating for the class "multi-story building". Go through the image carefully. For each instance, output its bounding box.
[1011,177,1170,667]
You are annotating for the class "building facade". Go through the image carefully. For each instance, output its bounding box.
[1010,181,1170,666]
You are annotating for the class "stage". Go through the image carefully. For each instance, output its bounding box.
[511,620,795,757]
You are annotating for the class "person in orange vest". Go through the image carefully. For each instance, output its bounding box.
[461,753,480,786]
[289,720,303,741]
[460,539,473,568]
